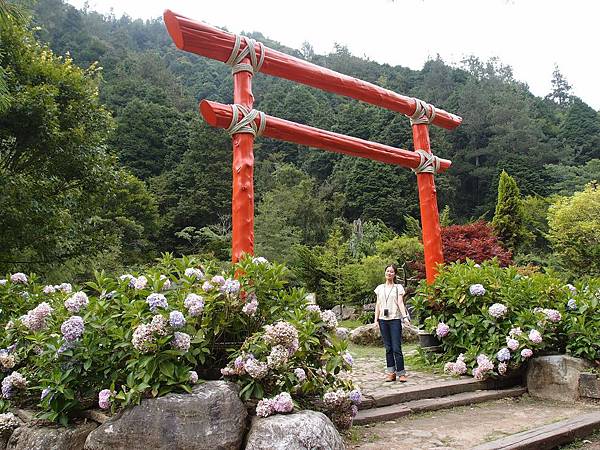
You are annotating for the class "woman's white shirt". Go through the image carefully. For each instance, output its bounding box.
[374,283,405,320]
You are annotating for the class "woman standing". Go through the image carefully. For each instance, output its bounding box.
[374,264,411,382]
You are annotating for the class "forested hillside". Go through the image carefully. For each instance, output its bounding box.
[2,0,599,279]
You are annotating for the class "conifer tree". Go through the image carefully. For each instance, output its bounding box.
[492,171,527,251]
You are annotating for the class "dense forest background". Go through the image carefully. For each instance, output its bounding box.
[1,0,599,284]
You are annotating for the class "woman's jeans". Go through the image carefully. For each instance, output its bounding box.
[379,318,405,375]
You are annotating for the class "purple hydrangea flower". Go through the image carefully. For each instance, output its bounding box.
[244,358,268,379]
[436,322,450,338]
[133,275,148,290]
[146,293,168,312]
[221,278,240,295]
[320,310,338,329]
[506,338,519,351]
[64,291,89,313]
[211,275,225,285]
[272,392,293,413]
[567,298,577,311]
[469,284,486,296]
[57,283,72,293]
[169,311,186,328]
[509,327,523,337]
[566,284,576,293]
[264,322,299,348]
[202,281,213,292]
[488,303,508,319]
[21,302,54,331]
[172,332,191,352]
[242,297,259,316]
[98,389,112,409]
[348,389,362,405]
[496,347,511,362]
[43,285,56,294]
[256,398,274,417]
[294,368,306,382]
[306,304,321,313]
[267,345,289,369]
[0,279,6,286]
[184,294,204,317]
[10,273,28,284]
[61,316,84,341]
[188,371,199,384]
[543,309,562,323]
[185,268,203,279]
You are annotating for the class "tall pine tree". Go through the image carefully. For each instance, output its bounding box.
[492,170,528,251]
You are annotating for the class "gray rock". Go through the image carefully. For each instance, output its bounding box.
[579,373,600,399]
[331,305,356,320]
[84,381,246,450]
[349,322,419,346]
[245,410,344,450]
[526,355,592,402]
[362,303,376,312]
[7,421,97,450]
[1,412,22,450]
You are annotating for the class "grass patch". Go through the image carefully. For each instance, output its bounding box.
[405,349,445,374]
[339,319,363,329]
[347,342,385,360]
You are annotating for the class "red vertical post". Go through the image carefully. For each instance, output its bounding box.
[412,124,444,284]
[231,59,255,262]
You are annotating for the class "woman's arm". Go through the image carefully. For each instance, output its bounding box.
[374,296,380,325]
[398,292,411,324]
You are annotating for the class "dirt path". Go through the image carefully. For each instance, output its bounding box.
[345,396,600,449]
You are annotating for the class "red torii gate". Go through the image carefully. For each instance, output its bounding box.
[163,10,462,283]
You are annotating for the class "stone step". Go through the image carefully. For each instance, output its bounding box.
[471,411,600,450]
[361,372,523,409]
[354,387,527,425]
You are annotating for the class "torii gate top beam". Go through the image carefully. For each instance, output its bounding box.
[164,10,462,130]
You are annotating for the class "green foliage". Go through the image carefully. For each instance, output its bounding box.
[0,17,158,277]
[547,183,600,277]
[0,255,341,424]
[413,261,599,374]
[492,171,529,250]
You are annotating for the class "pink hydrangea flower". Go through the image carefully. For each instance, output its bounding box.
[98,389,112,409]
[506,338,519,351]
[529,329,542,344]
[521,348,533,358]
[436,322,449,338]
[488,303,508,319]
[10,273,28,284]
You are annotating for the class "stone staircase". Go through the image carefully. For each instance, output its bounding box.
[355,374,526,426]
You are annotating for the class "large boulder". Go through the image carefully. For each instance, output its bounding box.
[349,322,419,346]
[7,421,97,450]
[84,381,246,450]
[526,355,592,402]
[245,410,344,450]
[1,413,22,450]
[331,305,356,320]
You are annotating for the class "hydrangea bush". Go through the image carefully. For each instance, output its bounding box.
[0,254,358,427]
[412,259,599,378]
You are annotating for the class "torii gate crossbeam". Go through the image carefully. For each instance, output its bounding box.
[164,10,462,283]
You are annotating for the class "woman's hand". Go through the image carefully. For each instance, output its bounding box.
[402,317,411,326]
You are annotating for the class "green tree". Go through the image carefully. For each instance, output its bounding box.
[546,65,572,106]
[492,170,529,251]
[0,17,158,276]
[547,183,600,277]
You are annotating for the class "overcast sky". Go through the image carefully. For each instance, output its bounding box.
[66,0,599,110]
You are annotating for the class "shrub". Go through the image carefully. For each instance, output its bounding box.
[547,183,600,277]
[442,221,512,266]
[0,255,358,427]
[412,260,599,377]
[492,170,529,251]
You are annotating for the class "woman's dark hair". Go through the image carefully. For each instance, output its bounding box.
[385,264,398,276]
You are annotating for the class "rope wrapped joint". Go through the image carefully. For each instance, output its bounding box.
[409,99,436,126]
[226,34,265,75]
[412,149,441,175]
[226,104,266,137]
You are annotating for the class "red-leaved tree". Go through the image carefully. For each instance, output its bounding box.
[441,221,513,266]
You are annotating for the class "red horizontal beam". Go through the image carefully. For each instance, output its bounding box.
[164,10,462,130]
[200,100,451,173]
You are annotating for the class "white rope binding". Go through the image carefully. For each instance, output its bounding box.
[412,149,441,175]
[225,35,265,75]
[409,99,437,126]
[226,104,266,137]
